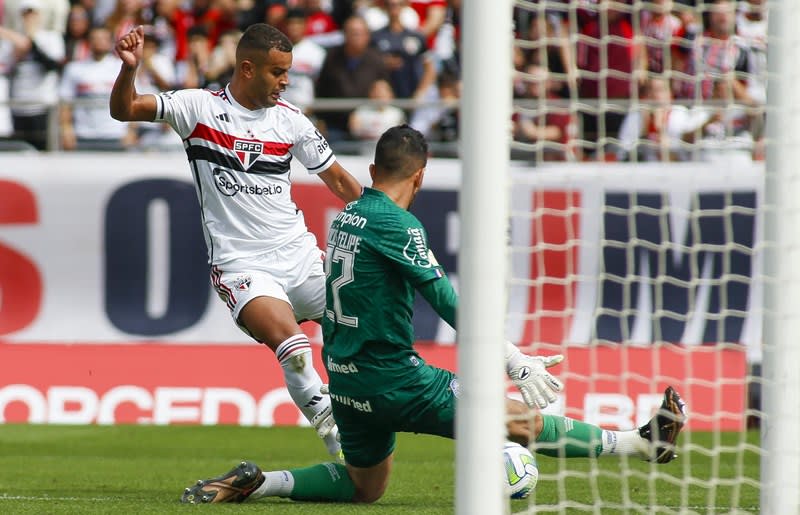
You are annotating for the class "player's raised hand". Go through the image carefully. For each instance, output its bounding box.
[504,341,564,409]
[116,25,144,69]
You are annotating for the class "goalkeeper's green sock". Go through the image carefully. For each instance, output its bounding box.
[536,415,649,459]
[535,414,604,458]
[250,463,356,502]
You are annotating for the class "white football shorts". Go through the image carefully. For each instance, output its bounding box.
[210,232,326,332]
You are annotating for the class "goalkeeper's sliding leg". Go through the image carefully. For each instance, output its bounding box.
[180,384,686,505]
[511,386,687,464]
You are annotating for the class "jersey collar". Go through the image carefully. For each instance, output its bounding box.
[225,85,265,118]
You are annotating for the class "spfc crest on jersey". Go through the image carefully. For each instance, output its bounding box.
[233,275,251,291]
[233,140,263,170]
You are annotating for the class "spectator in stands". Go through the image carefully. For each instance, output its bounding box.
[687,80,754,164]
[576,0,645,155]
[104,0,147,45]
[736,0,766,105]
[237,0,289,31]
[204,28,241,90]
[302,0,340,47]
[191,0,238,49]
[525,10,574,99]
[617,77,705,162]
[3,0,69,35]
[148,0,191,63]
[360,0,419,32]
[372,0,436,101]
[136,29,176,92]
[512,45,528,99]
[59,24,136,150]
[409,0,445,49]
[348,78,405,141]
[178,25,212,88]
[736,0,767,159]
[685,0,751,104]
[639,0,687,77]
[513,64,576,162]
[91,0,118,27]
[0,35,14,140]
[4,0,64,151]
[64,3,92,61]
[280,8,326,112]
[315,15,388,141]
[430,0,458,69]
[135,28,183,150]
[409,67,459,143]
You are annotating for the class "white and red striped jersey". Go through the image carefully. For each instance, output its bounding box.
[154,86,336,265]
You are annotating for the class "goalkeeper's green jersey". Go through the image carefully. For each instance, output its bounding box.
[322,187,446,395]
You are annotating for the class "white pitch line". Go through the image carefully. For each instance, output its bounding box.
[0,494,120,502]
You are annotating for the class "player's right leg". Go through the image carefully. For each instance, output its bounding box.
[211,266,340,458]
[237,296,341,457]
[525,386,687,463]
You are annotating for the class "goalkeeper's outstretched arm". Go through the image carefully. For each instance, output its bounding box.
[416,276,564,409]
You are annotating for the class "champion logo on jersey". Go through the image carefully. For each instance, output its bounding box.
[233,139,263,170]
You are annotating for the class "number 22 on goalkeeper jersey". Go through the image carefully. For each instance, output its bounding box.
[322,187,445,359]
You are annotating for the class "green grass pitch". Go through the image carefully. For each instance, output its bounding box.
[0,425,759,514]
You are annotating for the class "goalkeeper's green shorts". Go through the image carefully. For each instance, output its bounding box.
[330,364,458,468]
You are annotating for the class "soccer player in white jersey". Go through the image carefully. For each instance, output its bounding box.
[109,23,364,459]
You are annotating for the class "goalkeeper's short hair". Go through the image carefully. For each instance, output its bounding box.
[374,124,429,179]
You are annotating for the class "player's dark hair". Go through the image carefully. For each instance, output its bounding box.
[374,125,428,179]
[237,23,293,60]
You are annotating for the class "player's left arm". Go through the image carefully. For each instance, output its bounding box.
[417,273,564,408]
[317,161,363,203]
[417,276,457,328]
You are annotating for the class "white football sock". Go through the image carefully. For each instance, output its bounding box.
[600,429,650,458]
[275,334,341,456]
[250,471,294,499]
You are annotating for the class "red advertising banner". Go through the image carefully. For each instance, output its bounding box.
[0,342,746,431]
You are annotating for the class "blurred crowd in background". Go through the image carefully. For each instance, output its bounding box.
[0,0,767,162]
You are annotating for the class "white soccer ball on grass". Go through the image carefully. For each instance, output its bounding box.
[503,441,539,499]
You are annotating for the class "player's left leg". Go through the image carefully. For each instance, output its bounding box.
[180,458,361,504]
[245,429,395,504]
[180,387,399,504]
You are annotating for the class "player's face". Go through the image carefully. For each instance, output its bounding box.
[254,48,292,108]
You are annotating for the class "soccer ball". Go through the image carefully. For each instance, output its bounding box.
[503,441,539,499]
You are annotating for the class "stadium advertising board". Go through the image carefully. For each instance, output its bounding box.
[0,154,759,429]
[0,343,744,430]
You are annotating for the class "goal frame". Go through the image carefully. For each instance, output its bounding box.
[456,0,514,514]
[761,0,800,510]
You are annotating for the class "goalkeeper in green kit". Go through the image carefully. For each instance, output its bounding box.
[180,125,688,505]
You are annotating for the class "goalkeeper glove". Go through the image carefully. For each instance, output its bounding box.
[505,341,564,409]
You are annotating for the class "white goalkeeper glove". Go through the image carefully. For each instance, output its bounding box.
[505,341,564,409]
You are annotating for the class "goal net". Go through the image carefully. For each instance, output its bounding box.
[494,0,793,512]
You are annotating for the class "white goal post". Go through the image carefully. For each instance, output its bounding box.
[762,0,800,511]
[456,1,514,514]
[457,0,800,513]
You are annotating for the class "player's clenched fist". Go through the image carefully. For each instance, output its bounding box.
[505,341,564,409]
[116,25,144,68]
